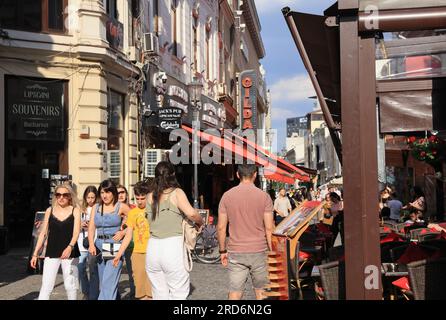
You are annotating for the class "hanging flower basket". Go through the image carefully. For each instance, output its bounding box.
[407,136,442,165]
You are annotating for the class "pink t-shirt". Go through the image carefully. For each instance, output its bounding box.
[218,183,274,253]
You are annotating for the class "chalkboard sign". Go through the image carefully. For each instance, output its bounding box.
[158,107,182,132]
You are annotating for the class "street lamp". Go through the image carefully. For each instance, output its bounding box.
[189,77,203,209]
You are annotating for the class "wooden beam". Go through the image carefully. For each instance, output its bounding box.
[339,1,382,299]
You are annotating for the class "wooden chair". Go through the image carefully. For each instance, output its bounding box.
[407,258,446,300]
[317,260,345,300]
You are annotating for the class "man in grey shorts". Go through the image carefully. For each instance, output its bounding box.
[217,164,274,300]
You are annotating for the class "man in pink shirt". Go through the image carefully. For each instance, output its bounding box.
[217,164,274,300]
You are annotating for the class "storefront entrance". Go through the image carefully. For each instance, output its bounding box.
[3,75,68,247]
[4,143,64,246]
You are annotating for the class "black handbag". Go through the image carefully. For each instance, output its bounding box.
[82,234,89,249]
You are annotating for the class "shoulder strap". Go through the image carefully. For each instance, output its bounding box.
[114,202,121,215]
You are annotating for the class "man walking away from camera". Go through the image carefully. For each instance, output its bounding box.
[217,164,274,300]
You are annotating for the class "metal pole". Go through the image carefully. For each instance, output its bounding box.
[193,108,199,209]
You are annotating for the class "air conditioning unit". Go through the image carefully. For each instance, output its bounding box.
[107,151,121,179]
[143,33,159,55]
[128,46,141,62]
[217,83,227,96]
[144,149,166,177]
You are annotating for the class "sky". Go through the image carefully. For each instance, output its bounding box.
[256,0,335,152]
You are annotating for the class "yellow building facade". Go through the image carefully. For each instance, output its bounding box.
[0,0,140,245]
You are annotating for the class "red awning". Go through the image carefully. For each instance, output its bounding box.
[181,125,296,184]
[224,130,311,182]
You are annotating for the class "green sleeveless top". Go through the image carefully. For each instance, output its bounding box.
[146,189,183,239]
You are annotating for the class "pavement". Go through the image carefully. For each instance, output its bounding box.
[0,247,255,300]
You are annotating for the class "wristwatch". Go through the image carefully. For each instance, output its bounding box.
[68,244,74,249]
[219,249,227,254]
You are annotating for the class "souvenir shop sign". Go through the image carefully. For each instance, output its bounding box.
[6,76,65,141]
[158,107,183,132]
[239,70,258,130]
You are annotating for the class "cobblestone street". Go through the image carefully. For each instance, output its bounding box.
[0,248,255,300]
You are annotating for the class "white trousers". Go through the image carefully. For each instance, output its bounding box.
[145,236,189,300]
[38,257,79,300]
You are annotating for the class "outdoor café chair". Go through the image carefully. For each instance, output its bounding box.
[383,221,398,229]
[410,228,440,242]
[407,258,446,300]
[394,222,408,233]
[418,233,442,242]
[317,260,345,300]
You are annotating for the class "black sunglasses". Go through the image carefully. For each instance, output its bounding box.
[55,192,71,199]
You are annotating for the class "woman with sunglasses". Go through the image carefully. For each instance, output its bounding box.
[30,184,81,300]
[77,186,100,300]
[88,180,130,300]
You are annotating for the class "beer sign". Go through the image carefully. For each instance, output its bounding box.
[158,107,183,132]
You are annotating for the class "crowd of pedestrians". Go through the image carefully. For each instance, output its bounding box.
[30,162,432,301]
[30,161,204,300]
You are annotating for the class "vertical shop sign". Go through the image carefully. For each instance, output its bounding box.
[239,70,257,130]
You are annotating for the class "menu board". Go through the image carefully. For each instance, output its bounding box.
[273,201,323,237]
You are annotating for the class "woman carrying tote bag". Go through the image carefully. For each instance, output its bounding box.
[145,161,203,300]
